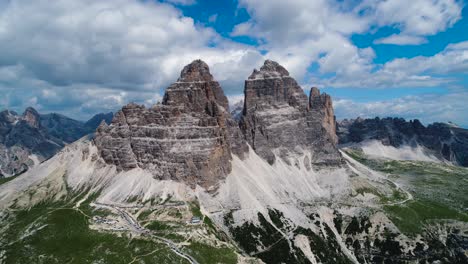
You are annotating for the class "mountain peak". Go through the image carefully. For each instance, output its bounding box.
[260,59,289,76]
[310,87,320,98]
[249,59,290,79]
[177,59,213,82]
[309,87,332,109]
[95,60,245,188]
[241,62,342,166]
[22,107,40,128]
[164,60,228,111]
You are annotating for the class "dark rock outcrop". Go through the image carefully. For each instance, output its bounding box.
[95,60,248,188]
[0,108,113,177]
[239,60,342,166]
[338,117,468,166]
[84,112,114,131]
[23,107,41,128]
[309,87,338,145]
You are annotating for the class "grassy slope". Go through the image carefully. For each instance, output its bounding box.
[345,149,468,234]
[0,203,187,264]
[0,175,18,186]
[1,193,239,264]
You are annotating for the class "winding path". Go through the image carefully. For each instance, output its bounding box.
[92,202,199,264]
[340,150,413,206]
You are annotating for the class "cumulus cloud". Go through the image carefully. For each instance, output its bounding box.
[365,0,462,46]
[208,14,218,23]
[374,34,427,45]
[0,0,264,119]
[317,40,468,88]
[163,0,197,6]
[232,0,372,80]
[234,0,464,84]
[366,0,462,36]
[0,0,465,125]
[334,91,468,127]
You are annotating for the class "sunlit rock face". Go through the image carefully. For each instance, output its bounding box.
[239,60,342,166]
[95,60,248,189]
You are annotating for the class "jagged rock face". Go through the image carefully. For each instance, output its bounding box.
[163,60,229,112]
[0,108,113,177]
[338,117,468,166]
[84,112,114,130]
[95,60,247,188]
[0,108,62,176]
[244,60,309,111]
[309,87,338,145]
[240,60,342,166]
[22,107,41,128]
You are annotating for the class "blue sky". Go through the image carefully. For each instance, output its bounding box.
[0,0,467,127]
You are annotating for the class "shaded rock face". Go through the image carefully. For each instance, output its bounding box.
[0,110,62,177]
[84,112,114,131]
[23,107,41,128]
[0,109,113,177]
[309,87,338,145]
[239,60,342,166]
[338,117,468,166]
[95,60,248,188]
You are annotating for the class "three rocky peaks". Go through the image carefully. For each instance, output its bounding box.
[95,59,342,188]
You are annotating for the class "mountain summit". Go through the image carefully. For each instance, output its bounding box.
[1,60,467,264]
[240,60,342,166]
[95,59,343,188]
[95,60,246,188]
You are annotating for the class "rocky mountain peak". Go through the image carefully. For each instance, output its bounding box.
[95,60,247,189]
[240,61,342,166]
[259,59,289,76]
[0,110,19,124]
[309,87,330,108]
[248,59,290,80]
[84,112,114,130]
[244,60,308,112]
[177,59,213,82]
[308,87,338,145]
[22,107,40,128]
[163,59,229,112]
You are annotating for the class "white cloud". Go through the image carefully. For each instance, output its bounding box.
[366,0,462,36]
[208,14,218,23]
[231,0,374,82]
[234,0,464,84]
[334,91,468,127]
[364,0,462,46]
[374,34,427,45]
[0,0,465,125]
[0,0,264,119]
[313,40,468,89]
[163,0,197,6]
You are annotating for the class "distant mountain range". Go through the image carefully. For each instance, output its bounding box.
[0,108,112,177]
[338,117,468,166]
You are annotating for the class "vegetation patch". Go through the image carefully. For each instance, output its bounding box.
[384,199,468,235]
[0,203,187,263]
[0,175,18,186]
[183,241,237,264]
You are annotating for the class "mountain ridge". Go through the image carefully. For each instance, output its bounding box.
[0,60,467,264]
[0,108,113,177]
[338,117,468,166]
